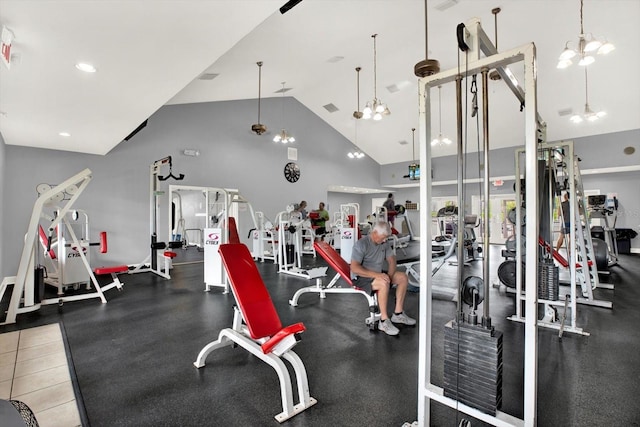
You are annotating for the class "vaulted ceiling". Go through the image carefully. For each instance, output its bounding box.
[1,0,638,165]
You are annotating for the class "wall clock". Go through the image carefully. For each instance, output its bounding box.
[284,162,300,183]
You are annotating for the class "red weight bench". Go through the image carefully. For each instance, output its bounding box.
[193,244,317,423]
[288,241,380,330]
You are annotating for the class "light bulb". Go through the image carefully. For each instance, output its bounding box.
[570,114,583,123]
[559,48,576,61]
[273,134,281,142]
[375,103,385,113]
[431,138,439,146]
[363,103,372,116]
[443,137,452,145]
[557,59,572,69]
[373,112,382,121]
[348,152,355,158]
[288,136,295,143]
[584,39,602,53]
[598,42,615,55]
[578,55,594,66]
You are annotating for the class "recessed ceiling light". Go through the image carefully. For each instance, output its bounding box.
[75,62,96,73]
[59,132,71,137]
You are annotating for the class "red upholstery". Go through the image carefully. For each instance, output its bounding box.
[228,217,241,244]
[538,237,592,269]
[261,323,305,354]
[94,265,129,275]
[313,241,353,286]
[38,225,57,260]
[164,251,177,258]
[100,231,108,253]
[219,244,296,343]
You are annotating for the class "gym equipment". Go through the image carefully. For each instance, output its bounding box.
[330,203,359,263]
[276,207,326,280]
[193,244,317,423]
[588,194,619,267]
[400,237,458,301]
[250,211,278,263]
[418,18,527,426]
[129,156,184,279]
[289,241,380,330]
[0,169,123,325]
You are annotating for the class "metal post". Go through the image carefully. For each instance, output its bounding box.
[455,74,464,318]
[481,67,491,326]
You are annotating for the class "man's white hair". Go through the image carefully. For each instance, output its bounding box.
[373,221,390,236]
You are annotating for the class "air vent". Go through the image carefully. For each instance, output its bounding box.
[275,87,292,94]
[398,140,409,145]
[327,56,345,63]
[558,108,573,117]
[323,103,339,113]
[435,0,459,11]
[387,84,400,93]
[199,73,219,80]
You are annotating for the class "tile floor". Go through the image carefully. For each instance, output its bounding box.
[0,323,82,427]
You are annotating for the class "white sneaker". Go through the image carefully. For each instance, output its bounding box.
[391,312,417,326]
[378,319,399,336]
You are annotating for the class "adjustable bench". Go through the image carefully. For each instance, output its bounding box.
[193,243,316,422]
[92,231,127,292]
[289,241,380,330]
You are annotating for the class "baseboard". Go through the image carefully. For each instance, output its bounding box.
[630,248,640,254]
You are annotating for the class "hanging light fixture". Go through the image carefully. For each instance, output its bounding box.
[431,86,452,146]
[251,61,267,135]
[349,70,365,159]
[273,82,295,143]
[353,66,363,119]
[408,128,419,180]
[362,34,390,121]
[347,120,365,159]
[570,67,605,123]
[557,0,614,69]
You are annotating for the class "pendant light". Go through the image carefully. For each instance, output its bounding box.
[362,34,390,121]
[557,0,615,69]
[251,61,267,135]
[349,68,365,159]
[431,86,452,146]
[273,82,295,143]
[570,67,605,123]
[408,128,419,180]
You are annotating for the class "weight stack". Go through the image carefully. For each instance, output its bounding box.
[443,320,503,416]
[538,259,559,300]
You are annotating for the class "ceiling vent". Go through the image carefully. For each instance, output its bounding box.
[275,87,292,94]
[398,140,409,145]
[198,73,219,80]
[327,56,345,63]
[558,107,573,117]
[435,0,459,12]
[323,103,339,113]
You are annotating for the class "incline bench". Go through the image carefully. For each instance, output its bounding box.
[193,243,316,422]
[289,240,380,330]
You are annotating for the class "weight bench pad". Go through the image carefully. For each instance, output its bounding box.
[219,244,296,345]
[94,265,129,275]
[313,241,353,286]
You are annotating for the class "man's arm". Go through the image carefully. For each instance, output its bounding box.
[351,259,390,283]
[386,255,397,278]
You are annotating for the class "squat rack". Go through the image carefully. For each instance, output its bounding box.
[417,18,542,427]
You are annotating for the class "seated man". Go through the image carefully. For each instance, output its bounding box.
[350,220,416,336]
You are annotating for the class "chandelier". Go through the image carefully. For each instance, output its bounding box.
[273,82,295,143]
[557,0,614,69]
[431,86,452,146]
[570,68,605,123]
[362,34,390,121]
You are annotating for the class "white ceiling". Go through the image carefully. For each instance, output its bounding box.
[1,0,639,165]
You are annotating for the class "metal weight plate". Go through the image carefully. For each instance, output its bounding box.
[505,235,517,253]
[461,276,484,309]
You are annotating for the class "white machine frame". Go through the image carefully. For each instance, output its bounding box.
[276,207,326,280]
[0,169,122,325]
[418,18,540,427]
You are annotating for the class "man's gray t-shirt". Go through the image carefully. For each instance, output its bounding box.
[351,235,393,275]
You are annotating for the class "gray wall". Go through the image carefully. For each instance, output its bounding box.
[379,129,640,250]
[0,97,381,277]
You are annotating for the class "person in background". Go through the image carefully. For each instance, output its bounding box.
[555,192,571,254]
[296,200,308,220]
[350,221,416,336]
[312,202,330,237]
[383,193,396,226]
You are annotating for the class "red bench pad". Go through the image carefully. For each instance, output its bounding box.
[313,241,353,286]
[261,323,305,354]
[163,251,177,258]
[228,217,241,244]
[94,265,129,275]
[218,244,287,343]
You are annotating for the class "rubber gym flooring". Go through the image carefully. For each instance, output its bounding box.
[1,245,639,426]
